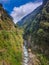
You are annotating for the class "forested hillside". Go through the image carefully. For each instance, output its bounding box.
[22,0,49,65]
[0,0,49,65]
[0,4,23,65]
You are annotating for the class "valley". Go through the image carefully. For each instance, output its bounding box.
[0,0,49,65]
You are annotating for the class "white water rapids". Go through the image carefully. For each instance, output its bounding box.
[23,45,29,65]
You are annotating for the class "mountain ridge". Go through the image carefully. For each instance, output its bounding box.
[17,0,48,28]
[17,4,43,27]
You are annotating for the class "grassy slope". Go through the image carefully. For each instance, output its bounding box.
[0,30,23,65]
[0,4,23,65]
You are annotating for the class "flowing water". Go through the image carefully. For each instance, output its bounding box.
[23,42,29,65]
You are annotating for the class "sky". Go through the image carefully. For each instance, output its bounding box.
[0,0,43,23]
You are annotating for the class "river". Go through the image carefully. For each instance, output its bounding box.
[23,41,35,65]
[23,41,29,65]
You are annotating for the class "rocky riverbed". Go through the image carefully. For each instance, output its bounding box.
[23,41,40,65]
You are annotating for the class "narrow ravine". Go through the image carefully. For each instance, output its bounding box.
[22,40,34,65]
[22,40,40,65]
[23,41,29,65]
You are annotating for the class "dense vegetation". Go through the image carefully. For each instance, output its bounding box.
[22,0,49,65]
[0,4,23,65]
[0,0,49,65]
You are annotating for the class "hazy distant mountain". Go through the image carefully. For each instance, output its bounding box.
[17,0,48,29]
[17,5,42,28]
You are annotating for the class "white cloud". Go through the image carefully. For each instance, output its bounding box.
[11,2,42,23]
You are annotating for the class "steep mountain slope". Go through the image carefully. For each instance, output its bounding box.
[0,4,23,65]
[0,4,15,30]
[17,0,48,29]
[22,0,49,65]
[17,5,43,28]
[24,0,49,48]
